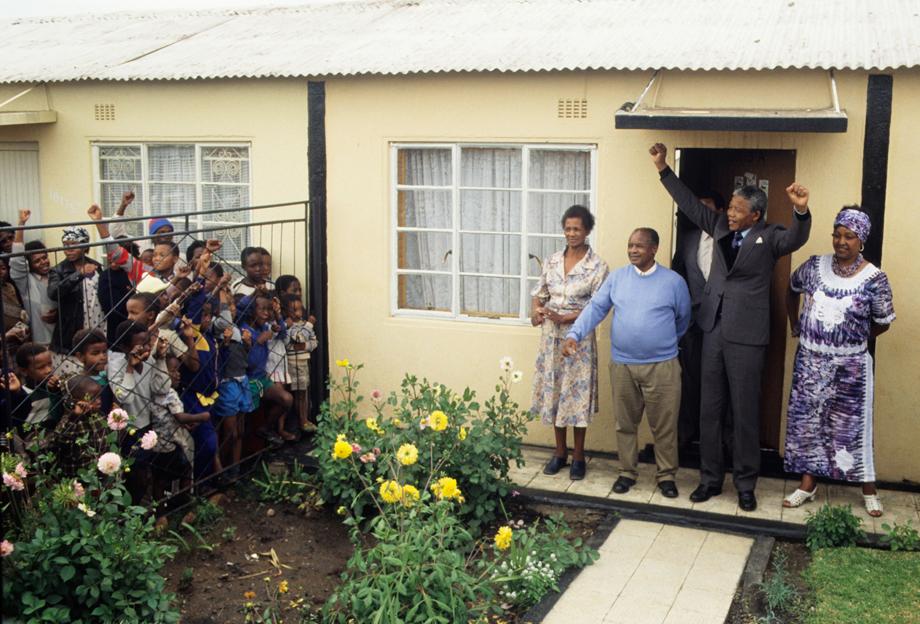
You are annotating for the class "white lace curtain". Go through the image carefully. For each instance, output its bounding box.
[399,146,591,318]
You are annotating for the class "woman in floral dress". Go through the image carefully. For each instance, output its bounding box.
[531,205,608,480]
[783,208,895,516]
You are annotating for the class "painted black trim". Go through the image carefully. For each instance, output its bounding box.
[307,81,330,415]
[615,109,847,133]
[860,75,893,267]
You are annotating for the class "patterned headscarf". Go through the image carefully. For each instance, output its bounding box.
[61,226,90,244]
[833,209,871,242]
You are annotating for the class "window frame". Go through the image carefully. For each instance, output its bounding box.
[390,142,598,324]
[91,141,252,262]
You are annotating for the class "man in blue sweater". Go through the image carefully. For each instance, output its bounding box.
[563,228,691,495]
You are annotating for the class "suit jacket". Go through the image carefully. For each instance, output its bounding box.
[661,168,810,346]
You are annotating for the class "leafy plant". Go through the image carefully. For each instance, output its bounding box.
[880,520,920,552]
[315,359,534,530]
[242,576,291,624]
[805,504,865,550]
[757,550,799,623]
[178,567,195,593]
[252,460,319,509]
[486,514,598,609]
[221,525,238,542]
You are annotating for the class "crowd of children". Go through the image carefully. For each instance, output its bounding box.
[0,194,319,525]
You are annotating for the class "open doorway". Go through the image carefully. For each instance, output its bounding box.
[673,148,797,453]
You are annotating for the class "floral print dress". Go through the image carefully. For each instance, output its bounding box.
[531,247,609,427]
[784,255,895,482]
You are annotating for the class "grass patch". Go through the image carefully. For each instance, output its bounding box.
[806,547,920,624]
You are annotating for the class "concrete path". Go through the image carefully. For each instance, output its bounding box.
[513,447,920,533]
[543,519,752,624]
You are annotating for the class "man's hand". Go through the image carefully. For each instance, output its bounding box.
[562,338,578,357]
[40,309,57,324]
[81,262,97,277]
[241,329,252,347]
[175,264,192,280]
[785,183,810,211]
[649,143,669,172]
[87,204,103,221]
[205,239,221,253]
[118,191,135,214]
[180,316,196,340]
[18,210,30,226]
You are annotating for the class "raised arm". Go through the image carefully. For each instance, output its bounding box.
[649,143,721,235]
[10,211,30,284]
[110,191,135,240]
[773,183,812,256]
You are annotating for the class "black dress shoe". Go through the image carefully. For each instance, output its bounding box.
[689,484,723,503]
[543,456,568,475]
[570,460,587,481]
[738,490,757,512]
[658,480,679,498]
[612,476,637,494]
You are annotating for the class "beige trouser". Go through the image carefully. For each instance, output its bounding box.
[609,358,681,483]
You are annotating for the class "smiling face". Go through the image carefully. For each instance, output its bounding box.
[832,225,862,263]
[63,241,85,263]
[726,195,760,232]
[563,217,588,250]
[152,243,177,274]
[627,230,658,271]
[28,250,51,276]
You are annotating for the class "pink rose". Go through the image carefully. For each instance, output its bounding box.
[358,452,376,464]
[370,389,383,400]
[72,481,85,498]
[140,430,158,450]
[14,462,27,479]
[107,408,130,431]
[351,443,362,453]
[0,540,13,557]
[3,472,24,491]
[97,452,122,476]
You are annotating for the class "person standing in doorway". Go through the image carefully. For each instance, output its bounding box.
[531,205,609,481]
[563,228,690,497]
[649,143,812,511]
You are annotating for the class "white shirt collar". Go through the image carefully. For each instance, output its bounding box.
[633,262,658,277]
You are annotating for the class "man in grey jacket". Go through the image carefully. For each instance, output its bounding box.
[649,143,812,511]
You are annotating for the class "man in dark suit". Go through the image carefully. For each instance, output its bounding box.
[649,143,812,511]
[671,190,725,450]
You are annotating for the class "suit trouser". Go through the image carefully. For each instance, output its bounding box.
[677,325,703,447]
[609,358,681,483]
[699,319,766,492]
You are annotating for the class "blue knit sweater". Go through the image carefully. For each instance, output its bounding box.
[567,264,691,364]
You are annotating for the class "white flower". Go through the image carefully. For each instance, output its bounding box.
[499,356,514,371]
[96,452,122,476]
[511,370,523,384]
[77,503,96,518]
[14,462,27,479]
[107,408,130,431]
[140,430,158,450]
[0,539,13,557]
[72,481,85,498]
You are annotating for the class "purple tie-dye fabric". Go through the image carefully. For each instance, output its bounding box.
[784,255,895,482]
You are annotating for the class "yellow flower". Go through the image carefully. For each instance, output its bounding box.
[244,591,256,600]
[396,443,419,466]
[278,580,289,594]
[335,358,350,368]
[392,418,403,427]
[376,476,384,483]
[364,418,384,435]
[457,427,468,441]
[431,476,462,501]
[401,484,420,506]
[336,506,348,516]
[494,526,513,551]
[429,410,448,432]
[379,480,402,504]
[332,439,353,460]
[336,433,347,442]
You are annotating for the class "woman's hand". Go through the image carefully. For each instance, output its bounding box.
[531,307,546,327]
[790,322,801,338]
[544,309,570,325]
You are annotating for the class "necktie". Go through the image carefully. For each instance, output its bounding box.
[732,231,744,250]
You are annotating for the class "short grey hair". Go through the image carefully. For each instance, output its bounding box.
[732,186,768,219]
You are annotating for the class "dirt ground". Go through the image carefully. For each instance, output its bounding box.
[725,539,813,624]
[161,486,606,623]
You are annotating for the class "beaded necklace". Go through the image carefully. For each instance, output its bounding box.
[832,253,864,278]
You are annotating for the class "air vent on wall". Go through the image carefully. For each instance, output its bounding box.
[557,98,588,119]
[94,104,116,121]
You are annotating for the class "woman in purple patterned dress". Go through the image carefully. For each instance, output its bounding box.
[531,205,609,481]
[783,208,895,516]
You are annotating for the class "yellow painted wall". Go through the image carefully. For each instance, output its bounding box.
[0,79,310,278]
[324,69,920,483]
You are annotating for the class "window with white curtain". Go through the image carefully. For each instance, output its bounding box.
[94,143,250,262]
[392,143,596,322]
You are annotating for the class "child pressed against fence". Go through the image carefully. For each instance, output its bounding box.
[71,328,113,415]
[238,293,293,445]
[12,342,61,428]
[281,293,318,433]
[39,375,107,478]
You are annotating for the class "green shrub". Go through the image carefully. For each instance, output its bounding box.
[315,359,534,530]
[880,519,920,552]
[757,550,799,624]
[805,504,865,550]
[252,459,319,509]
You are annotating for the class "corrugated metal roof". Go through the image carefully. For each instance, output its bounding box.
[2,0,919,83]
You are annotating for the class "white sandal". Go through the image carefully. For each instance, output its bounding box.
[783,487,818,508]
[863,494,884,517]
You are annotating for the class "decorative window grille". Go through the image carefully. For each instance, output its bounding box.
[391,143,596,323]
[94,143,251,262]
